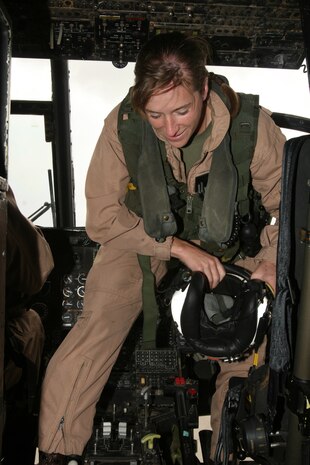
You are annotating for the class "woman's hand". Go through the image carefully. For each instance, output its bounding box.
[171,237,226,289]
[251,259,276,294]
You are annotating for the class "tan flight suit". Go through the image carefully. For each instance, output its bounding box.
[38,90,285,457]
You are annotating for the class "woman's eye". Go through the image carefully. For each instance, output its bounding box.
[149,114,161,119]
[177,109,189,116]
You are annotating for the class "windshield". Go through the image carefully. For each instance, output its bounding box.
[8,58,310,227]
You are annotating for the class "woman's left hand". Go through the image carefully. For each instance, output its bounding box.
[251,259,276,294]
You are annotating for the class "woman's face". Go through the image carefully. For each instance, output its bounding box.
[144,81,209,148]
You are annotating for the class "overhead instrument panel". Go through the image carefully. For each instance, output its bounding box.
[2,0,306,68]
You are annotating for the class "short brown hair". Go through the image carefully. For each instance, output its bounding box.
[131,32,211,114]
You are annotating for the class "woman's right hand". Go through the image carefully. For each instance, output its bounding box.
[171,237,226,289]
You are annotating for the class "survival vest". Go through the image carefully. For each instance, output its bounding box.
[118,75,266,262]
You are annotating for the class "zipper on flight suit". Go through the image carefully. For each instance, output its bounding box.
[58,417,64,431]
[44,356,93,454]
[58,417,65,448]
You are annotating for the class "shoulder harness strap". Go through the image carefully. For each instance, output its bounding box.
[118,91,177,242]
[231,92,260,217]
[199,78,259,247]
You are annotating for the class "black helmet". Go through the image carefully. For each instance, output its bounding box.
[171,264,273,361]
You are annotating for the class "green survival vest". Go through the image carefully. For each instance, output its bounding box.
[118,79,261,259]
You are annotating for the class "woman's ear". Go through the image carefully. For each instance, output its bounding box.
[202,78,209,101]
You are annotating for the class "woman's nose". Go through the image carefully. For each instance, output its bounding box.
[164,116,178,136]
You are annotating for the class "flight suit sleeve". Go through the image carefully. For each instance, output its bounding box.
[249,107,286,265]
[85,104,172,261]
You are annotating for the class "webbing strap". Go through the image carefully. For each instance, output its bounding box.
[137,254,158,348]
[230,93,259,217]
[200,132,238,244]
[137,120,177,240]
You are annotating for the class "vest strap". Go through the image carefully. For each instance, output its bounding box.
[137,121,178,241]
[231,93,259,216]
[199,132,238,244]
[137,254,158,348]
